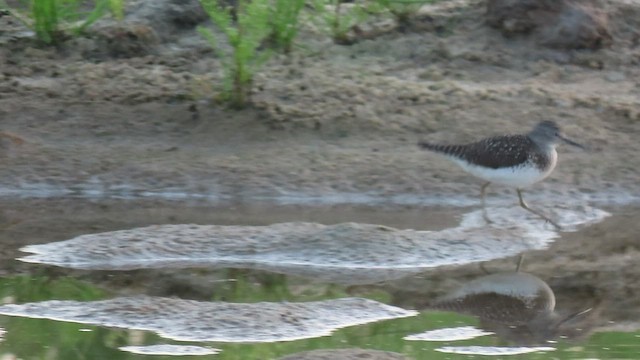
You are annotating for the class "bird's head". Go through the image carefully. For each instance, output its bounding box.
[529,121,584,149]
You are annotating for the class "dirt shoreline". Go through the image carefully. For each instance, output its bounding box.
[1,0,639,205]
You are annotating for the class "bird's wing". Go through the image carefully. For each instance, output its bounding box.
[417,141,469,160]
[464,135,532,169]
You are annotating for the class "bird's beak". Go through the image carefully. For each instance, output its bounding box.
[559,135,585,149]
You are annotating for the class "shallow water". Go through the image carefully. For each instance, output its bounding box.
[0,198,638,359]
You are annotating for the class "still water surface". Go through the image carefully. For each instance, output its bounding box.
[0,199,637,359]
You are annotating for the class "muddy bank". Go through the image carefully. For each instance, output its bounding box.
[0,0,639,203]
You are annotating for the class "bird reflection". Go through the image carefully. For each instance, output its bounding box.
[428,271,595,345]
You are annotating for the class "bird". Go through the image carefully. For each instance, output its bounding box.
[418,120,584,228]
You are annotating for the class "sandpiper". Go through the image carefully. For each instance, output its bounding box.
[418,121,584,228]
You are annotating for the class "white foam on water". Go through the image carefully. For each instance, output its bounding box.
[17,204,610,284]
[436,346,556,355]
[119,345,220,356]
[0,296,417,343]
[458,204,609,233]
[404,326,493,341]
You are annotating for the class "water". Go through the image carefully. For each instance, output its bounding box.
[0,198,638,359]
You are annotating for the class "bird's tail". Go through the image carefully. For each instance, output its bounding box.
[417,141,467,159]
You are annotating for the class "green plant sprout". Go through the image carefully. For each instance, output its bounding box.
[0,0,124,44]
[268,0,305,53]
[198,0,272,108]
[31,0,59,43]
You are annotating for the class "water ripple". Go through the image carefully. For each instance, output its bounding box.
[0,296,417,343]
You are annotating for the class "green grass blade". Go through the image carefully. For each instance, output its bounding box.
[109,0,124,20]
[32,0,58,43]
[270,0,305,52]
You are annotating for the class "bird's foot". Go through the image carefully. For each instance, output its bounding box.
[544,217,562,231]
[482,209,494,225]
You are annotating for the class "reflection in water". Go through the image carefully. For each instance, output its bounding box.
[435,345,556,355]
[427,272,594,344]
[0,195,635,360]
[17,220,556,285]
[0,296,417,343]
[17,203,608,285]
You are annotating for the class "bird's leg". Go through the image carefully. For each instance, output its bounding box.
[516,189,561,230]
[516,254,525,272]
[479,262,491,275]
[480,182,492,224]
[479,254,525,275]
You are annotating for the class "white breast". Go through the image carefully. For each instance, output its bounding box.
[451,149,558,188]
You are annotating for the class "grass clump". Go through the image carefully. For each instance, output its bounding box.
[310,0,440,44]
[0,0,124,44]
[198,0,273,109]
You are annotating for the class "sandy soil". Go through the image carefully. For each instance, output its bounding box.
[1,0,640,354]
